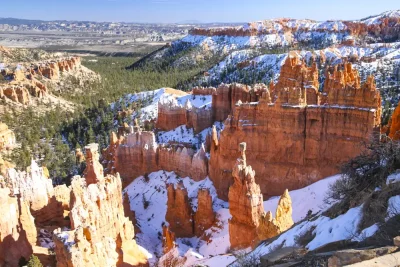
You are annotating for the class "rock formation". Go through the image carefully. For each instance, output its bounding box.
[84,143,104,185]
[0,122,16,150]
[162,225,176,254]
[228,143,294,249]
[165,183,194,238]
[189,14,400,41]
[0,55,88,105]
[387,101,400,140]
[228,142,265,249]
[3,160,70,227]
[194,188,215,237]
[53,143,148,267]
[210,55,381,200]
[0,188,37,267]
[105,130,208,186]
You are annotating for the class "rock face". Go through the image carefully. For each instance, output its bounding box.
[210,56,381,200]
[0,122,16,150]
[156,97,213,134]
[0,188,37,267]
[194,188,215,237]
[0,56,86,105]
[189,14,400,41]
[228,142,265,249]
[84,143,104,185]
[228,143,294,249]
[388,101,400,140]
[3,160,70,227]
[53,144,148,267]
[165,183,194,238]
[162,225,176,254]
[105,130,208,186]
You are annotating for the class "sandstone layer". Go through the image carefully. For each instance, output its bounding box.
[210,57,381,200]
[104,130,208,186]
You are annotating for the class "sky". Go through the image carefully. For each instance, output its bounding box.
[0,0,399,23]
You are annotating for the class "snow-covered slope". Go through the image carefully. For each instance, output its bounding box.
[124,172,340,266]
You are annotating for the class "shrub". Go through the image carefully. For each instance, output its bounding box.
[27,255,43,267]
[326,139,400,208]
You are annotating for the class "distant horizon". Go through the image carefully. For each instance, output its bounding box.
[0,0,399,24]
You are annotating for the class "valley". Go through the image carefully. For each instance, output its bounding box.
[1,7,400,267]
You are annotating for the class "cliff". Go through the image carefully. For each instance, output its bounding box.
[188,13,400,41]
[0,56,85,105]
[53,143,148,267]
[0,188,37,267]
[165,183,194,237]
[228,143,294,249]
[210,56,381,200]
[3,160,70,227]
[387,101,400,140]
[105,130,208,186]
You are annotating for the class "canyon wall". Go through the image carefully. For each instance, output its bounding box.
[0,56,82,105]
[210,57,381,200]
[3,160,70,227]
[0,188,37,267]
[228,143,293,249]
[188,16,400,40]
[53,143,148,267]
[106,130,208,186]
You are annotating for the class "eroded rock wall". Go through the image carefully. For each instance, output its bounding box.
[210,59,381,200]
[53,143,148,267]
[0,188,36,267]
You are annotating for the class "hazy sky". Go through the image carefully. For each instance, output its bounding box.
[0,0,399,23]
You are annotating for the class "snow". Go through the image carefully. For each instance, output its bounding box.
[387,195,400,220]
[307,205,363,250]
[352,223,379,242]
[125,172,342,266]
[263,175,341,223]
[157,122,224,148]
[124,171,226,266]
[387,172,400,185]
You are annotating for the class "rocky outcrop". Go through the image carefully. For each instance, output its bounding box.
[53,144,148,267]
[106,130,208,186]
[194,188,215,237]
[0,188,36,267]
[165,183,194,238]
[0,122,16,150]
[189,14,400,41]
[228,142,265,249]
[162,225,176,254]
[3,160,70,227]
[84,143,104,185]
[210,56,381,200]
[388,101,400,140]
[212,83,267,122]
[228,143,294,249]
[0,56,84,105]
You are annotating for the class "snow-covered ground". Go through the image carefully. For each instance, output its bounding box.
[124,172,341,266]
[113,88,212,123]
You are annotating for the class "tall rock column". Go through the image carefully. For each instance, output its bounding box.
[194,188,215,236]
[228,142,264,249]
[228,143,294,249]
[84,143,104,185]
[165,182,194,237]
[53,144,148,267]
